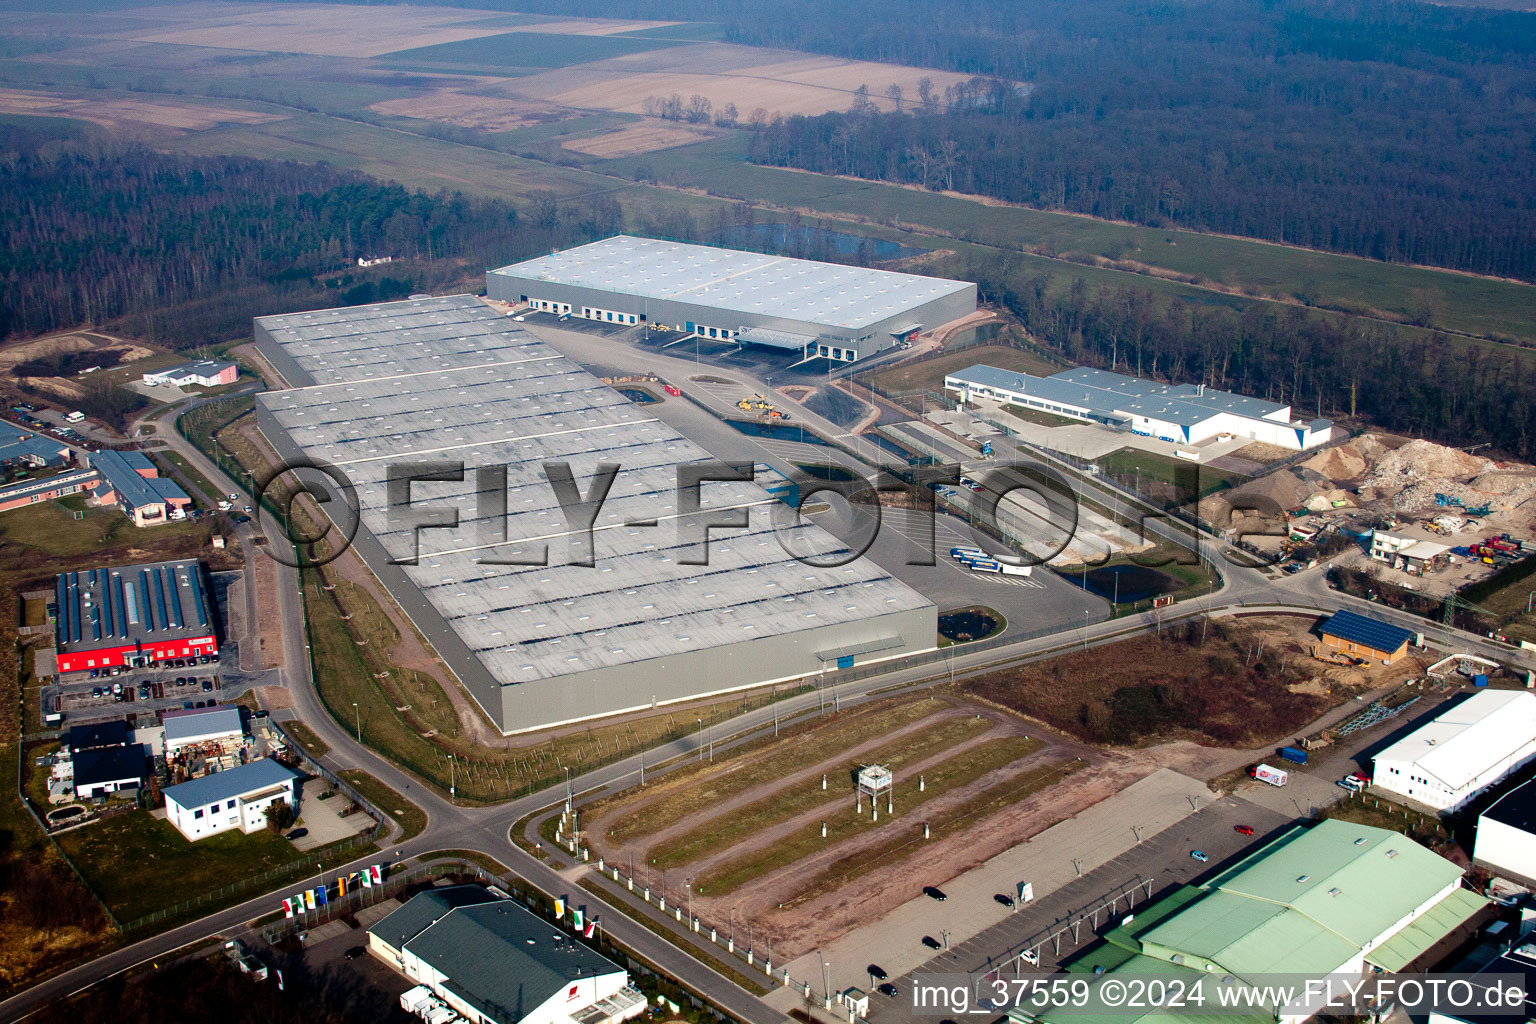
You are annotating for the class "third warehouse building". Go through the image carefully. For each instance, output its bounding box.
[486,235,976,364]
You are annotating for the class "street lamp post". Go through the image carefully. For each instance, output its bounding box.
[448,753,456,800]
[352,701,361,744]
[564,766,572,813]
[696,717,704,761]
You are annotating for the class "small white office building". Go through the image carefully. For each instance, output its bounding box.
[1373,690,1536,812]
[163,758,298,841]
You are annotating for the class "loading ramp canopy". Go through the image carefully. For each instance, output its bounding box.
[735,327,817,351]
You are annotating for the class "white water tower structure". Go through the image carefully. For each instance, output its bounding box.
[857,764,893,817]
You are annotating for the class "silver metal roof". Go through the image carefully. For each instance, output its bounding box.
[947,364,1294,428]
[254,296,933,686]
[488,235,972,331]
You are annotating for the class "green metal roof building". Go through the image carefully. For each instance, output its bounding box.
[1014,820,1486,1024]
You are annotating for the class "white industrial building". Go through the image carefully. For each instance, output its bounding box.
[1474,779,1536,884]
[162,758,298,841]
[371,885,646,1024]
[142,359,238,388]
[253,296,937,735]
[486,235,976,364]
[1372,690,1536,812]
[945,365,1334,451]
[162,704,244,759]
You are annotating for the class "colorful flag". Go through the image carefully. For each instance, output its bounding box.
[295,893,308,912]
[315,885,328,907]
[370,864,383,885]
[554,895,566,918]
[275,969,284,992]
[360,869,373,889]
[282,898,294,918]
[583,920,596,939]
[572,906,584,930]
[304,890,316,911]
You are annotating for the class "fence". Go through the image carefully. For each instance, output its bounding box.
[13,737,122,931]
[269,718,392,837]
[118,829,379,934]
[259,858,495,945]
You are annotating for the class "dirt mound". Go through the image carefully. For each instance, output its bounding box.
[1471,468,1536,494]
[1225,468,1309,512]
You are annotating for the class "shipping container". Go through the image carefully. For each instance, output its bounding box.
[1279,746,1309,765]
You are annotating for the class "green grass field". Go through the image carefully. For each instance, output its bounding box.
[598,133,1536,345]
[696,735,1045,895]
[55,810,308,922]
[646,714,996,869]
[338,769,426,843]
[601,699,945,844]
[1096,448,1244,497]
[278,719,330,758]
[0,500,188,557]
[864,343,1061,397]
[378,31,685,73]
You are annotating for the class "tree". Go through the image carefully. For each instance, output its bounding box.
[714,101,738,127]
[885,83,903,112]
[684,94,712,124]
[747,107,769,130]
[265,800,297,832]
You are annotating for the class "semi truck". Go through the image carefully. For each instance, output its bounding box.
[400,988,434,1015]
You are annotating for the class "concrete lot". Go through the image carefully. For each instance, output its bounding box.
[562,336,1107,639]
[774,770,1240,1010]
[292,780,376,853]
[857,790,1293,1023]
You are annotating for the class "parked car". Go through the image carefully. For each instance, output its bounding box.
[90,687,102,698]
[1190,850,1209,862]
[285,828,308,840]
[1234,825,1254,836]
[1337,777,1364,791]
[228,493,239,501]
[88,668,100,679]
[994,893,1015,907]
[343,946,364,961]
[921,936,942,950]
[877,984,898,998]
[924,886,948,901]
[868,965,888,981]
[201,680,213,692]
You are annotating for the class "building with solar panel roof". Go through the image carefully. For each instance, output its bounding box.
[1317,608,1416,664]
[53,559,219,674]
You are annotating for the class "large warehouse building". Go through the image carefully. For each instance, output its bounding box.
[1372,690,1536,812]
[946,364,1334,450]
[486,235,976,364]
[253,295,937,734]
[1024,821,1485,1024]
[54,559,219,674]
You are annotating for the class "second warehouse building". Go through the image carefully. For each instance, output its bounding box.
[486,235,976,364]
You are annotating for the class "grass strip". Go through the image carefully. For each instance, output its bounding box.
[279,719,330,758]
[789,756,1085,907]
[696,735,1043,895]
[577,877,770,996]
[603,698,945,844]
[648,715,995,869]
[419,849,510,875]
[338,769,427,842]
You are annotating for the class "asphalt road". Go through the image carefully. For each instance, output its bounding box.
[4,380,1530,1024]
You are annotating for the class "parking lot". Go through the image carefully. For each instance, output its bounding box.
[864,793,1293,1023]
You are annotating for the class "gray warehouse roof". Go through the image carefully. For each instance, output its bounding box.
[55,559,215,654]
[254,296,932,697]
[89,449,188,511]
[947,364,1297,428]
[377,888,623,1024]
[163,705,243,745]
[488,235,972,331]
